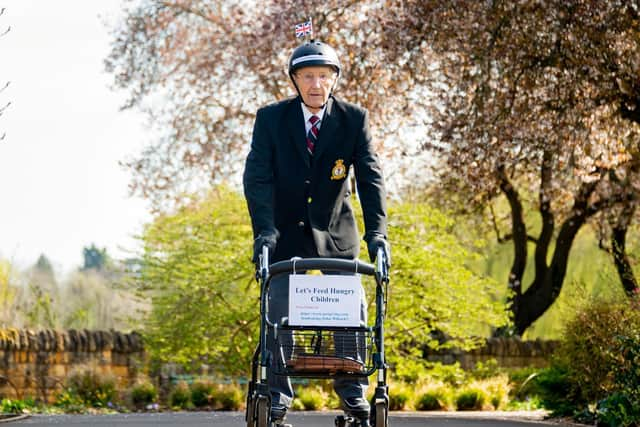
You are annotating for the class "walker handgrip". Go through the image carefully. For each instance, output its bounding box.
[259,245,270,279]
[268,257,375,276]
[376,247,389,283]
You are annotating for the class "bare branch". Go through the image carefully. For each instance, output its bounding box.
[0,101,11,116]
[0,8,9,140]
[488,202,503,242]
[0,7,9,39]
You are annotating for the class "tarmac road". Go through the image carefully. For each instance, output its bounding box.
[9,411,579,426]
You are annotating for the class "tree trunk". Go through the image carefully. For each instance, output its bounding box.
[509,177,601,336]
[496,166,527,332]
[611,202,639,297]
[513,212,586,334]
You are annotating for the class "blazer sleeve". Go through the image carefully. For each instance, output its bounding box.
[243,108,277,239]
[352,109,388,240]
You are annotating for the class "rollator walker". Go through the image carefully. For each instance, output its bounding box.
[245,246,390,427]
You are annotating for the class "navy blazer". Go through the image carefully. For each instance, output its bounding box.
[243,95,387,262]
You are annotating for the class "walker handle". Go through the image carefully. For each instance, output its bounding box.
[376,246,389,283]
[259,245,270,280]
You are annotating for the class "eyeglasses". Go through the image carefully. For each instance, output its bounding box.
[295,71,337,85]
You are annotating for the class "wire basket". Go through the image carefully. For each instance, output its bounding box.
[273,328,374,377]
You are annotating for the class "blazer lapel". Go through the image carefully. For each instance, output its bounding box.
[286,97,310,168]
[312,97,341,162]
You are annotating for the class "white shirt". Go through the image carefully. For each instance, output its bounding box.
[300,103,326,134]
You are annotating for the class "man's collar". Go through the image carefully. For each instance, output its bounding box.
[300,101,326,122]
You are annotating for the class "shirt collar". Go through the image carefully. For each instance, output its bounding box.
[300,102,326,124]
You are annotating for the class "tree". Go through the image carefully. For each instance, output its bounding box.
[24,254,59,328]
[383,200,509,377]
[0,259,18,327]
[33,254,55,281]
[378,0,640,334]
[61,269,144,330]
[106,0,417,211]
[137,187,508,376]
[81,244,110,271]
[138,187,256,374]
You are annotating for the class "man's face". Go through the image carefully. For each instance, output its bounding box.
[293,66,337,112]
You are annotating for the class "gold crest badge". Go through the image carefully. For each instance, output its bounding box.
[330,159,347,181]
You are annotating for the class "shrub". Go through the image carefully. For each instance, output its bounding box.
[594,333,640,426]
[388,385,411,411]
[130,379,158,409]
[190,380,215,408]
[290,398,305,411]
[169,381,192,409]
[556,299,640,405]
[53,389,86,413]
[481,376,509,410]
[392,359,430,383]
[534,365,574,416]
[415,389,449,411]
[427,363,467,387]
[455,388,486,411]
[214,383,243,410]
[64,368,117,408]
[295,386,328,410]
[471,359,501,380]
[508,367,541,398]
[611,333,640,404]
[1,397,36,414]
[325,389,341,410]
[506,366,569,413]
[596,392,640,427]
[504,395,543,411]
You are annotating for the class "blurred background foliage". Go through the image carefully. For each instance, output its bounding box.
[133,186,509,376]
[0,246,146,331]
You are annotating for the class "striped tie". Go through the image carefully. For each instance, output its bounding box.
[306,115,320,155]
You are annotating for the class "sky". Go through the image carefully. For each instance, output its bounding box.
[0,1,151,275]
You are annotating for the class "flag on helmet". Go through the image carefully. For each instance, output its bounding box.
[294,20,313,38]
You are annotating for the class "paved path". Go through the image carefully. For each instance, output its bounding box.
[9,411,580,426]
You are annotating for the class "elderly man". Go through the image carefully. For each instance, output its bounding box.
[243,40,389,427]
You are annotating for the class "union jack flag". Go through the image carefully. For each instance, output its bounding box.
[295,20,313,38]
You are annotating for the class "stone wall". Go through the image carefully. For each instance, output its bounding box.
[0,329,144,403]
[423,337,560,369]
[0,329,559,402]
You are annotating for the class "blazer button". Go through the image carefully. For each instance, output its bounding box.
[297,221,305,227]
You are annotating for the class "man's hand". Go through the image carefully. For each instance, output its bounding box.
[366,234,391,266]
[252,232,278,265]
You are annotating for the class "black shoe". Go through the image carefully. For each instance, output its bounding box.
[342,396,370,419]
[271,405,288,426]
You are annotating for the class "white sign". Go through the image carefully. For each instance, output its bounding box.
[288,274,363,327]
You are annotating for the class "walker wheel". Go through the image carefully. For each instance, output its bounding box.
[256,398,269,427]
[374,402,387,427]
[245,395,255,426]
